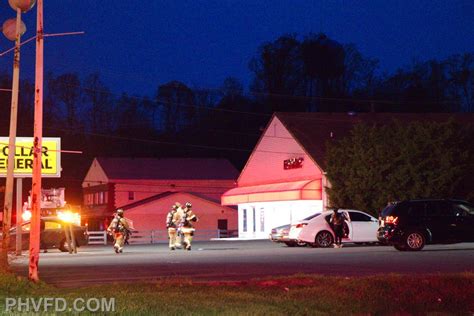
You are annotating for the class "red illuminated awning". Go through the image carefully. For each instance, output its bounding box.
[221,179,322,205]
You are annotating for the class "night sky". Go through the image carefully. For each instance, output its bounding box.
[0,0,472,98]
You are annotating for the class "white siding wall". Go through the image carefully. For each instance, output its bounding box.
[238,200,323,239]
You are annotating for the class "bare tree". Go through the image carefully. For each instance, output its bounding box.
[47,73,82,129]
[156,81,195,133]
[82,73,115,133]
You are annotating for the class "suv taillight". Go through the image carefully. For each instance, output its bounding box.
[385,216,399,225]
[295,223,308,229]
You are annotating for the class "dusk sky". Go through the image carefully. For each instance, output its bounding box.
[0,1,472,98]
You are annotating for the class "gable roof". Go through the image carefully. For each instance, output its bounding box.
[95,157,239,180]
[275,112,474,170]
[121,191,235,210]
[120,191,177,210]
[82,158,109,188]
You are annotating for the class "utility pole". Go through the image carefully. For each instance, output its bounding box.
[29,0,43,282]
[0,0,81,277]
[0,3,29,271]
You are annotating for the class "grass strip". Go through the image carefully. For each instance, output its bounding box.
[0,272,473,315]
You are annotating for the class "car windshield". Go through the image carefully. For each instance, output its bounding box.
[455,202,474,215]
[303,213,321,221]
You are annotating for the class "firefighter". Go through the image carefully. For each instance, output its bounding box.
[166,203,183,250]
[107,208,130,253]
[181,202,198,251]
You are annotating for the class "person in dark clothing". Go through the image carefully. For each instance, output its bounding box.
[330,208,348,248]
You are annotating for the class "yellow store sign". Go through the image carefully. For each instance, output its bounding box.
[0,137,61,178]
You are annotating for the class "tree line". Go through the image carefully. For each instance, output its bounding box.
[326,120,474,215]
[0,32,473,204]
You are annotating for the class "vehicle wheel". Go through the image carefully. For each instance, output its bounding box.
[59,238,77,252]
[59,239,68,252]
[404,231,425,251]
[394,244,407,251]
[296,240,307,247]
[284,241,296,247]
[314,231,334,248]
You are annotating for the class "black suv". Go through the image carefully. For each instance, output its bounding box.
[377,199,474,251]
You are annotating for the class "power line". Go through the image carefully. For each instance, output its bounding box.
[41,58,465,107]
[41,125,254,153]
[63,178,238,191]
[1,112,468,155]
[47,81,272,118]
[2,74,463,125]
[41,125,308,155]
[58,78,461,111]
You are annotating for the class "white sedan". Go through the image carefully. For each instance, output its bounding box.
[287,212,321,246]
[297,210,379,247]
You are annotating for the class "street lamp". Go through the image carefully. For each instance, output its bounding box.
[2,18,26,41]
[8,0,36,11]
[1,0,35,268]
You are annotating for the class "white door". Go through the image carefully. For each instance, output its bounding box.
[348,211,378,242]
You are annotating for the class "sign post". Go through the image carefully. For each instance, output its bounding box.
[15,178,23,255]
[0,136,61,265]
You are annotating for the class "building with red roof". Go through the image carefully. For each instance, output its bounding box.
[82,157,239,235]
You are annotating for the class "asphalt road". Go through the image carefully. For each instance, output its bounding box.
[10,240,474,287]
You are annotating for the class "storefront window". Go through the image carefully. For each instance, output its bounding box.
[260,209,265,232]
[243,209,247,232]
